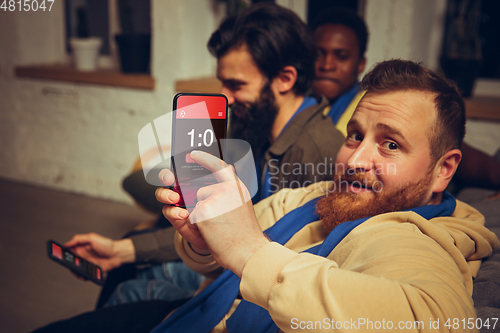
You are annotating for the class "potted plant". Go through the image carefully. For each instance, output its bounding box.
[440,0,483,97]
[69,5,102,71]
[115,0,151,74]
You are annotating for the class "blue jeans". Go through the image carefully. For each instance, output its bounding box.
[103,261,204,307]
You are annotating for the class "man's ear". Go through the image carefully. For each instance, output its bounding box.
[272,65,298,94]
[357,57,366,76]
[431,149,462,193]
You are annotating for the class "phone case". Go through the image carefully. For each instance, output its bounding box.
[171,93,228,208]
[46,240,105,285]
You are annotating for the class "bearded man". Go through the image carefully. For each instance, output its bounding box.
[212,4,344,202]
[154,59,499,333]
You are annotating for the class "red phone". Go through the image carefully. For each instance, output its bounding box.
[47,240,105,285]
[170,93,228,208]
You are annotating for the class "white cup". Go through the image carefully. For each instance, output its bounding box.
[70,37,102,71]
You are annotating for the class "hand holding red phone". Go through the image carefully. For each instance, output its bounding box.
[170,93,228,209]
[157,151,269,277]
[64,233,135,272]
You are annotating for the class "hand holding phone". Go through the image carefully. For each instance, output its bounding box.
[170,93,228,208]
[47,240,105,285]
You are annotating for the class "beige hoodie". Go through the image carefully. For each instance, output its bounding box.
[175,182,499,332]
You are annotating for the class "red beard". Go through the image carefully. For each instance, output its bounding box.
[315,171,432,233]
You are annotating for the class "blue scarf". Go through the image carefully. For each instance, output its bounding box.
[327,82,360,125]
[152,191,456,333]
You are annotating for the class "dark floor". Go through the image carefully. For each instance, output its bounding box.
[0,178,155,333]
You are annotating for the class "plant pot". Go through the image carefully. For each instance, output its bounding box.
[440,57,481,97]
[70,37,102,71]
[115,34,151,74]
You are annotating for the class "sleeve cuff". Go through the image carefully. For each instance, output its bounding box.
[130,232,161,263]
[240,242,299,309]
[130,228,179,263]
[174,232,221,275]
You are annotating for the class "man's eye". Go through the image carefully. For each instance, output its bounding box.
[335,51,350,61]
[382,141,399,150]
[348,133,362,141]
[226,83,241,91]
[337,54,349,61]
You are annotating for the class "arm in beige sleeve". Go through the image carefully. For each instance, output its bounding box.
[172,183,332,278]
[240,220,478,333]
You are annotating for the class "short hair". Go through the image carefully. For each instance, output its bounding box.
[207,3,316,95]
[311,7,368,59]
[360,59,466,164]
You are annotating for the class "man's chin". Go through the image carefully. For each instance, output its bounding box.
[313,80,340,100]
[315,191,371,233]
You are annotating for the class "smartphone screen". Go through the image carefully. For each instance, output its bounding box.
[171,93,228,208]
[47,240,104,285]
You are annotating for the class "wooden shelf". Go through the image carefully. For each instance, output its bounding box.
[464,97,500,121]
[175,76,221,93]
[15,64,155,90]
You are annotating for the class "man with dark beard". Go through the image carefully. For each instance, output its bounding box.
[210,4,344,202]
[154,59,499,333]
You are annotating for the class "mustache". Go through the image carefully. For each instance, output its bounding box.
[231,107,245,118]
[230,103,253,119]
[334,172,383,192]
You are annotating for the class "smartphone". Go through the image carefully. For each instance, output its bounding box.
[170,93,228,208]
[46,240,105,285]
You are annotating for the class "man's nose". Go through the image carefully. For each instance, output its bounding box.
[347,142,374,173]
[220,87,235,105]
[319,54,336,72]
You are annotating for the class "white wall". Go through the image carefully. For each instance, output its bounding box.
[0,0,220,203]
[363,0,447,73]
[362,0,500,157]
[0,0,497,204]
[276,0,307,21]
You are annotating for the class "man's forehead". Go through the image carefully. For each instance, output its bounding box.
[350,90,437,133]
[314,24,359,49]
